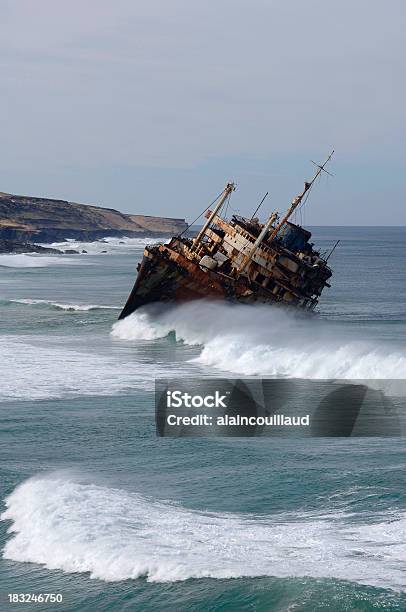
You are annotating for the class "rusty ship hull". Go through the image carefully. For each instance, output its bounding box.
[119,155,335,320]
[119,241,280,320]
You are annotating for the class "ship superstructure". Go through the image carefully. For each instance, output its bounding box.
[119,153,335,319]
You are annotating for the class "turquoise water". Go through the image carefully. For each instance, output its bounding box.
[0,229,405,611]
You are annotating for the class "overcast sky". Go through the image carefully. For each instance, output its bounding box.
[1,0,405,224]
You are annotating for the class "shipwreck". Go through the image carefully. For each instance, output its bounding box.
[119,153,336,320]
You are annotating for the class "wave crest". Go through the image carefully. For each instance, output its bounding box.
[111,301,406,379]
[2,475,405,589]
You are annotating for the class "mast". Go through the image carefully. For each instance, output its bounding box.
[192,182,235,251]
[268,150,334,243]
[238,211,279,273]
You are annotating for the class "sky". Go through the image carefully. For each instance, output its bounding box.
[0,0,405,225]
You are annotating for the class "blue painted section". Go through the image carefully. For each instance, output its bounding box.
[277,222,311,252]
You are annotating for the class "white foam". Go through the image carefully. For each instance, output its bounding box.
[2,475,405,589]
[38,236,169,255]
[0,254,85,268]
[112,301,406,379]
[112,309,175,341]
[10,299,119,312]
[0,336,153,400]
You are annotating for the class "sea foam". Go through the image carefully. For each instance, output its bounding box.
[1,475,405,589]
[37,236,168,255]
[111,301,406,380]
[0,254,85,268]
[9,299,119,311]
[0,336,152,400]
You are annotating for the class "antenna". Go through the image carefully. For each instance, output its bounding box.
[250,192,269,220]
[307,150,335,189]
[310,159,334,177]
[267,150,334,242]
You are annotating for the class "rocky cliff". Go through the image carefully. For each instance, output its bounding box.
[0,192,187,242]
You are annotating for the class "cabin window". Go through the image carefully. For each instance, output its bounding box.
[255,272,266,284]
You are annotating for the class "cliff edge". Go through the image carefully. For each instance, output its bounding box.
[0,192,188,242]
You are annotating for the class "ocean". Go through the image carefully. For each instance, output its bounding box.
[0,227,405,611]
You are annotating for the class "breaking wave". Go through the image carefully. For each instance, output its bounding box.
[8,299,119,312]
[2,475,405,589]
[111,301,406,379]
